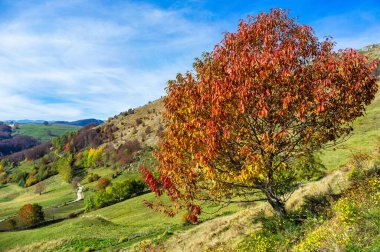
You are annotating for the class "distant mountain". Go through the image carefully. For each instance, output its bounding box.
[3,118,104,127]
[53,119,104,126]
[4,119,46,124]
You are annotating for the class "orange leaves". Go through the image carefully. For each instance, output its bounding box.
[143,9,378,222]
[315,100,326,113]
[282,93,291,109]
[258,105,268,118]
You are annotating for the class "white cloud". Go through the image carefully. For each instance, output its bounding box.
[0,0,225,120]
[311,11,380,50]
[0,1,378,121]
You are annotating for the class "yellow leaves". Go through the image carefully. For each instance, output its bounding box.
[202,165,216,179]
[238,159,266,185]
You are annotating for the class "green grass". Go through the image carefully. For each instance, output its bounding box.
[12,124,80,142]
[0,192,243,251]
[319,83,380,169]
[0,175,76,220]
[44,200,84,219]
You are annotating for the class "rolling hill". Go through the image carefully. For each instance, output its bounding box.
[0,44,379,251]
[12,124,81,143]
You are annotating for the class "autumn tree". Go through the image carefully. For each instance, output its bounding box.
[69,176,80,190]
[96,177,111,190]
[34,181,46,195]
[16,203,44,227]
[142,9,378,219]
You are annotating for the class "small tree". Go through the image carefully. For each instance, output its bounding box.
[17,203,44,227]
[56,153,74,183]
[34,181,46,195]
[142,9,378,219]
[71,176,81,189]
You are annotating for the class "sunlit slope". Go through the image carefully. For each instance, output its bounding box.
[0,175,75,220]
[0,192,242,251]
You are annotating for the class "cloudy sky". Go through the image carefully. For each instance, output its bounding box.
[0,0,379,121]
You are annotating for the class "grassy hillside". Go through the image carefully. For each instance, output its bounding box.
[0,45,379,251]
[0,192,243,251]
[104,98,163,148]
[13,124,80,142]
[0,175,75,220]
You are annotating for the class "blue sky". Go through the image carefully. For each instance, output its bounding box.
[0,0,379,121]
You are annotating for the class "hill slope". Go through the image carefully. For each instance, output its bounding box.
[0,44,379,251]
[12,124,80,142]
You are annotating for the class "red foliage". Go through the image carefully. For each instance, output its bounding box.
[142,9,378,220]
[96,177,111,190]
[140,167,163,196]
[17,203,44,226]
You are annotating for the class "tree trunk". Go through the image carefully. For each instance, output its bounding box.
[263,189,287,218]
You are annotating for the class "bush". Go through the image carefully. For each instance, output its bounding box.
[24,142,52,161]
[16,203,44,227]
[85,179,145,211]
[135,118,143,126]
[348,153,377,181]
[115,140,141,165]
[96,178,111,190]
[145,126,152,134]
[71,176,82,189]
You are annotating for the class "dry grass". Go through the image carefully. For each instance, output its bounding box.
[158,169,350,252]
[285,169,349,210]
[358,43,380,61]
[7,239,65,252]
[104,99,164,149]
[160,206,266,252]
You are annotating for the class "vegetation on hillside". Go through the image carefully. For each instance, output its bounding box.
[236,153,380,252]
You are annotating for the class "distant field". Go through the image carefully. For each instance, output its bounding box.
[12,124,80,142]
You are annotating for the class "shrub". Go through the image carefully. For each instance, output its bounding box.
[145,126,152,134]
[156,124,164,138]
[85,179,145,211]
[348,153,373,181]
[135,118,143,126]
[88,173,100,183]
[24,142,52,161]
[294,175,380,251]
[115,140,141,165]
[16,203,44,227]
[96,178,111,190]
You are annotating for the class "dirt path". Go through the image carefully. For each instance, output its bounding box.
[56,183,84,208]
